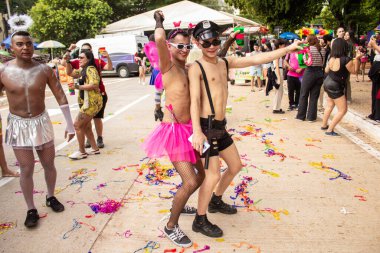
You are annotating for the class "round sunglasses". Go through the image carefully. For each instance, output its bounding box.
[169,43,193,50]
[200,39,221,48]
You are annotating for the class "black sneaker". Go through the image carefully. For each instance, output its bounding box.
[164,225,193,248]
[181,205,197,216]
[97,136,105,148]
[192,214,223,238]
[208,193,237,214]
[46,196,65,212]
[24,209,40,228]
[85,139,91,148]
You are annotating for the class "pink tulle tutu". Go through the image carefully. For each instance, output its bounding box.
[142,121,197,164]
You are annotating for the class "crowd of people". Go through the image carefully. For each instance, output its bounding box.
[0,9,380,250]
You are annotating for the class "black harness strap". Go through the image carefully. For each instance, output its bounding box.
[195,60,215,116]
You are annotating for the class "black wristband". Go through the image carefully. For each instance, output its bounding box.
[155,22,164,29]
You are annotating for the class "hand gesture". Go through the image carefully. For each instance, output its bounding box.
[192,131,208,154]
[287,40,303,52]
[154,10,164,23]
[68,83,75,90]
[230,30,240,39]
[63,51,71,61]
[100,50,109,58]
[295,68,302,73]
[65,131,75,142]
[69,44,77,51]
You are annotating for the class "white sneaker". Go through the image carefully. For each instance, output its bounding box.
[69,151,88,160]
[87,149,100,155]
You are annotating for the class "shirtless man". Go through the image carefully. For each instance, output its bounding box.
[142,11,205,248]
[0,31,75,228]
[189,21,301,237]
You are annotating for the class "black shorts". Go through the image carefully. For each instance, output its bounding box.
[79,94,108,119]
[94,94,108,119]
[323,76,345,99]
[200,117,233,158]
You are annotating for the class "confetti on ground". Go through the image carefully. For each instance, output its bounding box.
[309,162,352,181]
[116,229,132,238]
[231,176,258,208]
[137,161,178,186]
[215,238,225,242]
[262,133,287,161]
[89,199,122,214]
[358,188,368,193]
[233,96,247,102]
[305,144,322,149]
[51,121,62,124]
[232,242,261,252]
[193,245,210,253]
[354,195,367,201]
[289,155,302,160]
[323,154,336,159]
[0,222,16,235]
[306,138,321,142]
[133,241,160,253]
[62,219,95,239]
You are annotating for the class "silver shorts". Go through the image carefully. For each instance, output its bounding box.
[5,111,54,150]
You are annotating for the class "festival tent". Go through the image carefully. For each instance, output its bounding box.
[102,0,259,34]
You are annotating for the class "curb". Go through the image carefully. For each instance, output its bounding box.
[332,107,380,142]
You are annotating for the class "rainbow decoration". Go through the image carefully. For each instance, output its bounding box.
[295,28,334,38]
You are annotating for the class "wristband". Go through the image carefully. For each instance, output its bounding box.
[155,22,164,29]
[60,104,75,134]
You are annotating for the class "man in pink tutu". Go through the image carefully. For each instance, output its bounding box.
[189,20,302,237]
[142,11,205,248]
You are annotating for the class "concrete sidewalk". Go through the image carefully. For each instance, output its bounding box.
[0,82,379,253]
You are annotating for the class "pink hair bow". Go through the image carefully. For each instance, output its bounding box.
[173,21,181,28]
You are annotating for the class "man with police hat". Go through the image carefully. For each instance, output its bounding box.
[189,20,302,237]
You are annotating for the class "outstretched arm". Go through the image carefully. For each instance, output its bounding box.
[227,41,302,69]
[154,10,171,74]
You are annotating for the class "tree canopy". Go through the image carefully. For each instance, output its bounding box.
[29,0,112,46]
[225,0,324,31]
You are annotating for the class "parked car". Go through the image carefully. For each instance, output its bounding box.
[101,53,138,78]
[75,34,149,78]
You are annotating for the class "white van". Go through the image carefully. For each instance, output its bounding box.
[75,35,149,77]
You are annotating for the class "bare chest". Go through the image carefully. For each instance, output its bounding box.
[2,66,47,94]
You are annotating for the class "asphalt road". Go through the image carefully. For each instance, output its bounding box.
[0,77,379,253]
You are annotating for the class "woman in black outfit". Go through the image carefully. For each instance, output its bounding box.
[321,38,359,136]
[296,35,326,122]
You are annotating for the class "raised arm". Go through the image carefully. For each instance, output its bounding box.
[227,40,302,69]
[154,10,171,74]
[369,39,380,53]
[189,64,207,153]
[217,31,238,58]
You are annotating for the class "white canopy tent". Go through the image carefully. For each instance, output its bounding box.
[102,0,259,34]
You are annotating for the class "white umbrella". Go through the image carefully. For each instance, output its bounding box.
[37,40,65,60]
